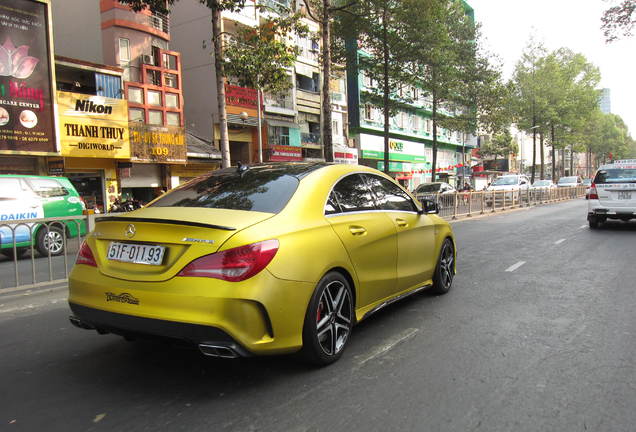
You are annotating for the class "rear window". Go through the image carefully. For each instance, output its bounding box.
[416,184,441,193]
[493,177,518,186]
[558,176,578,185]
[150,166,300,213]
[594,168,636,184]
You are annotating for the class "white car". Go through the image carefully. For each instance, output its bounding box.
[587,159,636,228]
[486,174,530,204]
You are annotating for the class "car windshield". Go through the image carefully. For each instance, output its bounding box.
[533,180,551,187]
[593,168,636,184]
[558,177,577,184]
[150,164,320,213]
[493,177,517,186]
[416,183,441,192]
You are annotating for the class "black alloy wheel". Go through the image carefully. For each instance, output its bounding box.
[431,238,455,295]
[302,271,354,366]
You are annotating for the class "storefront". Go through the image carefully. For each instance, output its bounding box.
[128,123,186,200]
[57,91,130,211]
[358,133,429,190]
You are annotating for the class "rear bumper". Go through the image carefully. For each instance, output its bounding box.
[69,302,251,357]
[588,203,636,220]
[68,265,316,355]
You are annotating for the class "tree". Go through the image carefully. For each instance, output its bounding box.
[405,0,486,181]
[601,0,636,42]
[478,130,517,161]
[120,0,248,169]
[223,13,309,162]
[339,0,415,174]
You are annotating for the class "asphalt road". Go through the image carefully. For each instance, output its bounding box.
[1,199,635,432]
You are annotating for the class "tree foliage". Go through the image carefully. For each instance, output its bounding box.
[601,0,636,42]
[224,13,308,94]
[478,130,517,161]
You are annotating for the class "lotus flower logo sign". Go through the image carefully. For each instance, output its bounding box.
[0,38,39,79]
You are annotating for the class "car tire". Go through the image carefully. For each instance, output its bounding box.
[1,247,28,260]
[430,238,455,295]
[588,218,599,229]
[301,271,354,366]
[36,225,65,256]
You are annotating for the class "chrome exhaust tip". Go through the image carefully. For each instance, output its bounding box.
[69,315,94,330]
[198,343,240,359]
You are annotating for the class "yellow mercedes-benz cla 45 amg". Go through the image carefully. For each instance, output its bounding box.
[69,163,456,365]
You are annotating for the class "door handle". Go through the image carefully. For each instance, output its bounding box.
[349,226,367,235]
[395,218,408,228]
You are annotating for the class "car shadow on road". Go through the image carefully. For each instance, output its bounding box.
[593,220,636,232]
[53,288,443,405]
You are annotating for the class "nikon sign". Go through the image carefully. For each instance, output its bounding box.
[57,91,130,158]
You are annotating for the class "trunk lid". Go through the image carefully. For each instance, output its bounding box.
[90,207,274,281]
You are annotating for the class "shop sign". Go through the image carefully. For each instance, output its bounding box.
[129,123,186,163]
[225,84,260,109]
[269,144,302,161]
[359,134,426,163]
[58,91,130,158]
[334,149,358,165]
[0,0,56,153]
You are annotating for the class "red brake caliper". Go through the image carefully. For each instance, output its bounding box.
[316,302,323,323]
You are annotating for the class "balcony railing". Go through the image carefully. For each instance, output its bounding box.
[149,12,169,34]
[264,93,293,111]
[268,135,290,146]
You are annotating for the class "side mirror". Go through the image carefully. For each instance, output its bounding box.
[420,199,439,214]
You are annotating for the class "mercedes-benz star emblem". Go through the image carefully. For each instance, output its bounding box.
[125,224,136,238]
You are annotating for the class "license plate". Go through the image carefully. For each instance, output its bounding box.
[107,242,165,265]
[617,191,632,200]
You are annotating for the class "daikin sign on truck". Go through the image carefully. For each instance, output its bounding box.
[0,175,86,257]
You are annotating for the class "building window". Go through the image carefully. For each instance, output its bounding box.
[364,104,373,121]
[332,120,340,136]
[412,114,419,131]
[119,38,130,62]
[164,73,178,88]
[296,73,319,93]
[269,126,290,146]
[128,87,143,104]
[162,53,178,70]
[147,90,162,106]
[148,110,163,125]
[165,93,179,108]
[146,69,162,86]
[166,112,180,126]
[129,108,144,123]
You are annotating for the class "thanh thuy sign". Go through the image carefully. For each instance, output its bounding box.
[57,91,130,158]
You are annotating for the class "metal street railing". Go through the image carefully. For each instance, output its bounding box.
[428,185,587,219]
[0,186,587,291]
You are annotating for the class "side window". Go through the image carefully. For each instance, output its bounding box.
[327,174,376,214]
[0,178,28,199]
[27,178,69,198]
[364,174,417,212]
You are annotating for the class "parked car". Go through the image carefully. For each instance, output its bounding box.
[557,176,582,187]
[68,163,456,365]
[582,178,593,197]
[485,174,530,204]
[531,179,556,189]
[0,175,86,258]
[587,159,636,228]
[413,182,456,208]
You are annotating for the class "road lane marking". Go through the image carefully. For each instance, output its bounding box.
[554,238,566,245]
[580,225,587,229]
[505,261,526,272]
[356,328,419,366]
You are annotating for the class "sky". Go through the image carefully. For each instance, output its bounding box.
[469,0,636,136]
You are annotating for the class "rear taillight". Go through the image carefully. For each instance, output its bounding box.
[177,239,279,282]
[76,241,97,267]
[588,183,599,200]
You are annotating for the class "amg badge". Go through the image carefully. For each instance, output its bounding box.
[105,292,140,305]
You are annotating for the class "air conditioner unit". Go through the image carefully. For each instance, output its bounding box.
[141,54,154,65]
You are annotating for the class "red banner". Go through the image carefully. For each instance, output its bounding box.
[269,144,302,161]
[225,84,260,109]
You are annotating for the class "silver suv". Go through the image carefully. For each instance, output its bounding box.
[587,160,636,228]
